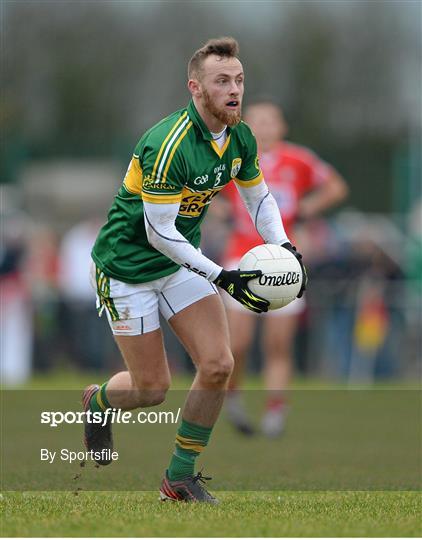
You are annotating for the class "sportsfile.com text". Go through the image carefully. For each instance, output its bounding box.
[41,408,181,427]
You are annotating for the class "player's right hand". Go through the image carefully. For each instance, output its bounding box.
[213,269,269,314]
[281,242,307,298]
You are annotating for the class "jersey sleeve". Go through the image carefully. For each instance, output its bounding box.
[140,137,187,204]
[233,123,264,188]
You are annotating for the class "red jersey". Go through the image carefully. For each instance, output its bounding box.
[223,141,333,261]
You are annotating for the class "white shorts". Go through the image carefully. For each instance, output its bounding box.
[222,258,306,317]
[90,263,218,336]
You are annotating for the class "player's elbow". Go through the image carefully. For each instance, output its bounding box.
[145,224,154,246]
[336,177,349,203]
[144,219,160,249]
[329,173,349,205]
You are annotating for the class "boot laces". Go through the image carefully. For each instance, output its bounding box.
[192,470,212,485]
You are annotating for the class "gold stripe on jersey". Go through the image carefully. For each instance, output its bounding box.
[210,134,231,159]
[152,112,188,182]
[234,171,264,188]
[156,114,191,183]
[162,121,193,183]
[123,156,143,195]
[141,191,183,204]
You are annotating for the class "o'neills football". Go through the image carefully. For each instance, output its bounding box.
[239,244,303,310]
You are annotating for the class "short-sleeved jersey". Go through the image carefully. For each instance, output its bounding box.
[92,100,263,283]
[223,141,333,261]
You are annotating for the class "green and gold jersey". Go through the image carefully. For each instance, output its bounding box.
[92,100,263,283]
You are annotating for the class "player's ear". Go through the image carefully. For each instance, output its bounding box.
[188,78,202,98]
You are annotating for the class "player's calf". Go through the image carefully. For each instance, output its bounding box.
[114,386,169,409]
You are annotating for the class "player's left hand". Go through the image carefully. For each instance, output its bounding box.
[213,269,270,314]
[281,242,308,298]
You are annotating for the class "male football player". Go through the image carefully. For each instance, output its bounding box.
[223,100,348,437]
[84,38,305,503]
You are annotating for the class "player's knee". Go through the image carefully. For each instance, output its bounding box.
[200,352,234,385]
[146,389,167,406]
[133,387,168,407]
[131,379,170,406]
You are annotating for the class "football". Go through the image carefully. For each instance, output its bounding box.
[238,244,303,310]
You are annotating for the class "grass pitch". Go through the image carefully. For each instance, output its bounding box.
[2,491,421,537]
[1,371,421,537]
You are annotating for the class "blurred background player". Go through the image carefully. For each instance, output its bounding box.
[222,100,348,437]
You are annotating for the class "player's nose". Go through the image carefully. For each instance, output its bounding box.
[229,81,240,95]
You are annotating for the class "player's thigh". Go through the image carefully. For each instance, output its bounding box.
[157,266,218,322]
[168,293,233,372]
[263,312,299,357]
[158,266,230,364]
[114,330,170,389]
[92,264,171,388]
[225,303,257,354]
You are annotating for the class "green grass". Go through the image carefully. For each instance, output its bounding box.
[2,371,421,536]
[2,491,421,537]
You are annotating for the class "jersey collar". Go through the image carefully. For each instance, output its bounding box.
[187,100,232,142]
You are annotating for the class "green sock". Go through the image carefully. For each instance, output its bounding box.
[167,418,213,481]
[89,382,112,413]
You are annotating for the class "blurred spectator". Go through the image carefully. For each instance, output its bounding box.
[407,199,422,297]
[1,189,32,385]
[25,224,62,372]
[405,199,422,377]
[309,213,406,381]
[58,218,118,371]
[350,245,403,381]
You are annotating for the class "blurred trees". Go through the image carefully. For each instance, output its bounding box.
[1,0,420,212]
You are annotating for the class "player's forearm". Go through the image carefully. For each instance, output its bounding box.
[236,179,289,245]
[299,172,349,219]
[143,201,222,281]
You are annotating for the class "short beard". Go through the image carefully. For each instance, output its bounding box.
[203,89,241,127]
